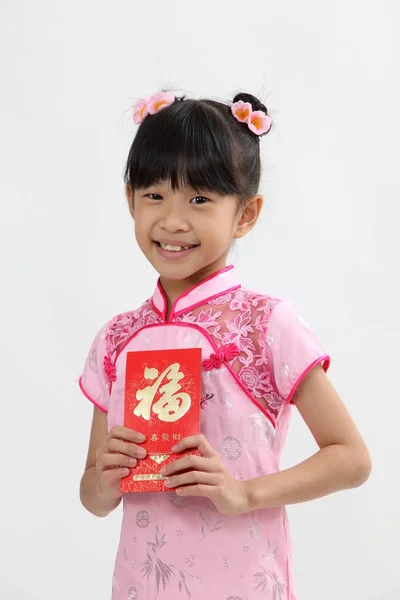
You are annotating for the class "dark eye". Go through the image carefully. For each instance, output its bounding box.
[145,193,163,200]
[189,196,210,205]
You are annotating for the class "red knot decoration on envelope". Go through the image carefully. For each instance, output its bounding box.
[121,348,202,493]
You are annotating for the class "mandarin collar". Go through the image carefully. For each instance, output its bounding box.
[151,264,240,322]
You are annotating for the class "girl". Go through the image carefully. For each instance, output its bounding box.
[79,90,371,600]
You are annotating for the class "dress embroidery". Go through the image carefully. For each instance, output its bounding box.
[105,299,162,360]
[102,289,282,421]
[177,290,281,419]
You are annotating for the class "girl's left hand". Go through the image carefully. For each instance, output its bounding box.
[160,434,249,517]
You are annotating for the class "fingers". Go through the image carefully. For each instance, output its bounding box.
[172,434,218,459]
[97,468,130,495]
[174,484,213,498]
[99,453,137,470]
[161,454,222,477]
[107,437,147,459]
[97,440,146,473]
[106,426,146,445]
[165,470,220,489]
[97,427,147,475]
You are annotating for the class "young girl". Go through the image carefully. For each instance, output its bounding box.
[79,90,371,600]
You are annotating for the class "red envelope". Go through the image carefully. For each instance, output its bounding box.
[121,348,201,493]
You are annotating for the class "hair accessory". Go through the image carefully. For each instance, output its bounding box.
[133,91,175,124]
[231,100,272,136]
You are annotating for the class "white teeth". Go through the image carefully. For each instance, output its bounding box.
[159,242,191,252]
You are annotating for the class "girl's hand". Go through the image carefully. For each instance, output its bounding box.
[95,426,147,500]
[160,434,249,517]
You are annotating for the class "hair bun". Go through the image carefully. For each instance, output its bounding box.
[232,92,268,115]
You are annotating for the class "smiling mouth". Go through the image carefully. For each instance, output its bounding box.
[155,241,199,252]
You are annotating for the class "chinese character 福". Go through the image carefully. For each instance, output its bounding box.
[134,363,191,423]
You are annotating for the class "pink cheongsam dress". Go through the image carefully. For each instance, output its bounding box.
[79,265,330,600]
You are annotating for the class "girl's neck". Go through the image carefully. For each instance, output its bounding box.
[159,262,227,318]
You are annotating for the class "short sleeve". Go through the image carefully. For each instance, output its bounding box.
[266,300,330,403]
[79,323,110,413]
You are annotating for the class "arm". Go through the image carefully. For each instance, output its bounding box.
[161,365,371,516]
[244,364,372,511]
[80,407,122,517]
[80,406,147,518]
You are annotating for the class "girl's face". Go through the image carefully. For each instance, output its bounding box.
[127,182,262,294]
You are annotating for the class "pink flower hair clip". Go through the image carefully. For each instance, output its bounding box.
[133,91,175,124]
[231,100,272,136]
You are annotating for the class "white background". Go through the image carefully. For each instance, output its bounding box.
[1,1,399,599]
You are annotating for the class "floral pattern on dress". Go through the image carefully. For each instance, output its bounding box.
[179,307,223,339]
[198,511,224,543]
[105,299,162,359]
[208,292,232,305]
[177,289,282,420]
[253,568,286,599]
[141,525,200,597]
[101,288,282,421]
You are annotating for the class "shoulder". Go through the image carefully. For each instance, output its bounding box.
[240,286,304,312]
[80,298,160,406]
[231,286,286,317]
[86,297,159,360]
[205,285,290,321]
[105,297,153,335]
[231,288,310,338]
[102,297,161,358]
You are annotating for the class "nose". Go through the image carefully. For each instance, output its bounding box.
[159,199,190,233]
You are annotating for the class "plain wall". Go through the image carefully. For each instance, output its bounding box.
[1,1,399,598]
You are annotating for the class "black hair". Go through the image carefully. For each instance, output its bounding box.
[123,92,272,207]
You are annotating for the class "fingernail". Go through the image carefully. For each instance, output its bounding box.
[129,458,137,466]
[137,448,146,458]
[171,445,178,452]
[137,433,146,442]
[122,468,130,476]
[164,478,173,487]
[160,467,167,476]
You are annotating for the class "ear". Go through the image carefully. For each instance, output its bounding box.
[125,184,135,220]
[234,195,263,239]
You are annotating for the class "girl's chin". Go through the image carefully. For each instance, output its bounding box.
[153,259,208,282]
[156,265,199,281]
[156,261,226,285]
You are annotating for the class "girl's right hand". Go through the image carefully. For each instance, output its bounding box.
[95,426,147,500]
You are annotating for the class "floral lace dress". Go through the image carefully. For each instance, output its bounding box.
[80,265,330,600]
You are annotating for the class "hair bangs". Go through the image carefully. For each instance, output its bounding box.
[124,100,243,197]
